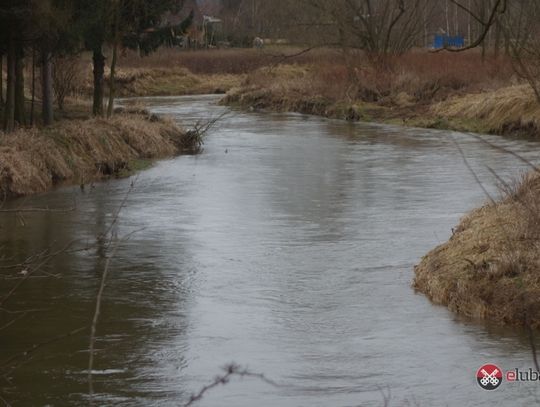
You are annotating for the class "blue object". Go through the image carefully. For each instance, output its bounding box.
[433,35,465,49]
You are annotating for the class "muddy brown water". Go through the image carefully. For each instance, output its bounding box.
[2,95,540,406]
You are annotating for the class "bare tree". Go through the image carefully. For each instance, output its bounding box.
[440,0,506,52]
[304,0,430,57]
[52,55,82,111]
[501,0,540,102]
[440,0,540,103]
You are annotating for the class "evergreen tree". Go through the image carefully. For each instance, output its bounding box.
[76,0,193,117]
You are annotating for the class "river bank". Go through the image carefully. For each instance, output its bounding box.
[414,171,540,327]
[111,67,244,97]
[221,62,540,326]
[92,48,537,139]
[221,64,540,139]
[3,95,537,406]
[158,50,540,327]
[105,49,540,138]
[0,110,197,198]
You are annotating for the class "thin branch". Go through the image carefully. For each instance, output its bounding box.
[527,324,540,372]
[267,46,319,65]
[450,134,495,204]
[0,312,27,332]
[192,111,229,138]
[451,135,520,272]
[97,175,138,244]
[0,254,57,307]
[450,0,485,25]
[0,393,12,407]
[464,132,539,173]
[88,180,140,404]
[182,363,279,407]
[0,238,78,307]
[433,0,506,52]
[0,326,86,372]
[87,238,121,404]
[0,207,75,213]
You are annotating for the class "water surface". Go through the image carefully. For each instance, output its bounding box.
[1,95,540,406]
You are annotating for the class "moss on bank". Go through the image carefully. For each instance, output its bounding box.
[413,173,540,327]
[0,113,196,197]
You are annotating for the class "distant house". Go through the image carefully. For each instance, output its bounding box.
[202,15,223,47]
[161,0,204,48]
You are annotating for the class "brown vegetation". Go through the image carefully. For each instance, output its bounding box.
[0,112,195,197]
[118,48,338,75]
[414,172,540,327]
[222,50,540,137]
[109,67,242,97]
[110,48,341,97]
[432,85,540,137]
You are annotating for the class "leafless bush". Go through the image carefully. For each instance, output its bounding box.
[52,55,84,111]
[503,0,540,103]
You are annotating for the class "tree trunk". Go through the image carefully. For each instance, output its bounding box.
[454,2,458,36]
[493,21,501,59]
[92,47,105,116]
[107,5,121,119]
[0,53,4,106]
[41,50,54,126]
[106,41,119,118]
[14,44,26,126]
[3,35,16,132]
[445,0,450,34]
[30,47,36,125]
[467,0,471,45]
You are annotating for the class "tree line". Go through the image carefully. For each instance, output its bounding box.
[0,0,193,133]
[214,0,536,60]
[2,0,540,134]
[215,0,540,101]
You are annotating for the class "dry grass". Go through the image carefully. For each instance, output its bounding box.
[0,113,193,197]
[223,50,533,135]
[109,47,342,97]
[432,85,540,136]
[229,50,513,104]
[109,66,243,96]
[413,172,540,327]
[118,47,341,75]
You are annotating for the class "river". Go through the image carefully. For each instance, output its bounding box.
[1,95,540,406]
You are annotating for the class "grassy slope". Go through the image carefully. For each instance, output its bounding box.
[414,173,540,327]
[0,112,196,197]
[220,54,540,138]
[113,67,244,97]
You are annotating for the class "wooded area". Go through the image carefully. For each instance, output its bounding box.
[0,0,193,132]
[2,0,540,134]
